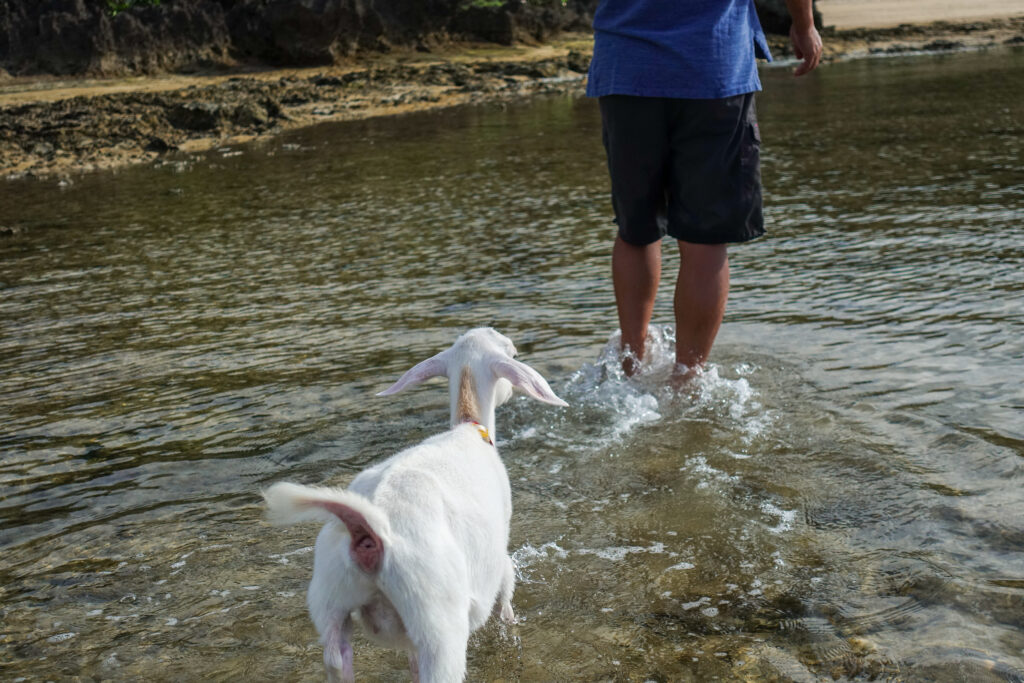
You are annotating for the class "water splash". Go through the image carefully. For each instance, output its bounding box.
[512,541,567,584]
[576,542,678,562]
[551,325,774,449]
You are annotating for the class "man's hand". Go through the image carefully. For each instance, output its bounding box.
[790,24,823,76]
[785,0,823,76]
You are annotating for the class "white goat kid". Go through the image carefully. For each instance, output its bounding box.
[263,328,567,683]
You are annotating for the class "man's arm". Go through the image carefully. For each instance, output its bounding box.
[785,0,823,76]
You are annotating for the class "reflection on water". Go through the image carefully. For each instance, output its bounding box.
[2,48,1023,681]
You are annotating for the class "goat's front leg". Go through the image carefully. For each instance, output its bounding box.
[324,615,355,683]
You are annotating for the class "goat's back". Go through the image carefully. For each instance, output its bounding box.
[353,424,510,537]
[352,424,513,615]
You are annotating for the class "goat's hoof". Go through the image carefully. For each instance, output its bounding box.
[500,603,516,624]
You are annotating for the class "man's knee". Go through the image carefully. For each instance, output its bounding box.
[678,240,728,263]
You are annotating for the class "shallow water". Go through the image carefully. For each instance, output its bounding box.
[2,48,1023,681]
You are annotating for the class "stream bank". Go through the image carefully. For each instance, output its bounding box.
[2,17,1022,181]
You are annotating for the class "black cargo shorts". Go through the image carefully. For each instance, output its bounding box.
[599,93,764,245]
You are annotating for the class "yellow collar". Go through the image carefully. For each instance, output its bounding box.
[468,420,493,446]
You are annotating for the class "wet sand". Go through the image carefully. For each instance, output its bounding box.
[2,14,1022,181]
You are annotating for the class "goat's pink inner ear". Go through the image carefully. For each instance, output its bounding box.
[376,353,448,396]
[311,500,384,573]
[492,358,568,407]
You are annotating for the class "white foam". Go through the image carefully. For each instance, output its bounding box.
[686,456,741,490]
[685,364,773,442]
[558,330,667,448]
[516,427,538,440]
[681,597,711,611]
[512,541,567,583]
[513,541,568,566]
[556,326,775,454]
[269,546,314,565]
[665,561,695,572]
[761,502,797,534]
[577,542,677,562]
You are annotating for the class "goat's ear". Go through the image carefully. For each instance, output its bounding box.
[492,359,569,407]
[377,352,448,396]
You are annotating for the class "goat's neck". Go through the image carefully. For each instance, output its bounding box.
[451,367,497,439]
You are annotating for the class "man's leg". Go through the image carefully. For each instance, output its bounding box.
[666,94,761,376]
[674,241,729,371]
[613,235,660,375]
[600,95,671,375]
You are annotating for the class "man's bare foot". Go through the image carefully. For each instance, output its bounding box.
[620,341,644,377]
[670,362,702,392]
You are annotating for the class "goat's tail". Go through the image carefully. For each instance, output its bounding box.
[263,482,390,573]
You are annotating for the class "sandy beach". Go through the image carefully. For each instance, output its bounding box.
[818,0,1024,29]
[2,3,1022,181]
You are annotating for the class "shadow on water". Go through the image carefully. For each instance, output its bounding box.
[1,48,1023,680]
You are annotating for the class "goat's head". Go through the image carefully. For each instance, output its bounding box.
[377,328,567,437]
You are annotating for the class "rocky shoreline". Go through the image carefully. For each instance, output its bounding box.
[2,17,1022,182]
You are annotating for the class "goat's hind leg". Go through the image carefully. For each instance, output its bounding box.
[324,615,355,683]
[408,651,420,683]
[499,555,516,623]
[415,636,468,683]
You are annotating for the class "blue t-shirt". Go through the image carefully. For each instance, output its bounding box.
[586,0,773,99]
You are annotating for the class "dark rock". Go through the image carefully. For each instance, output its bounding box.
[168,101,223,131]
[31,141,56,157]
[449,0,592,45]
[145,136,176,151]
[262,96,287,120]
[313,74,347,87]
[1,0,233,76]
[566,49,590,74]
[230,100,269,127]
[923,39,964,51]
[450,5,515,45]
[871,44,912,55]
